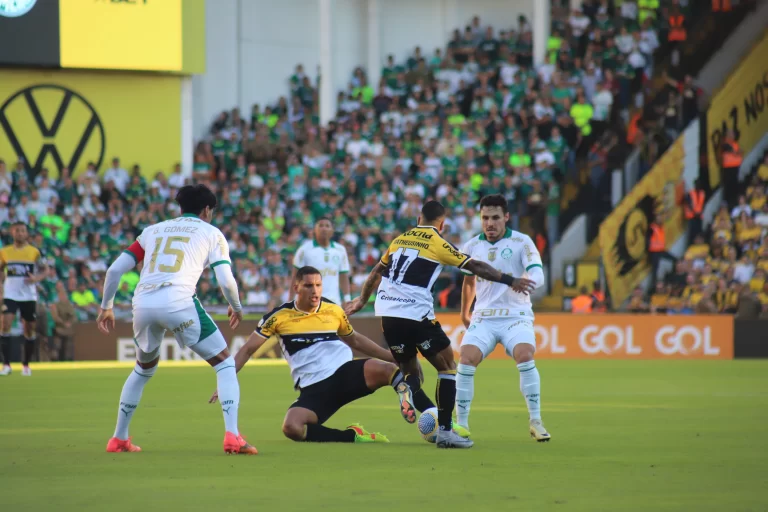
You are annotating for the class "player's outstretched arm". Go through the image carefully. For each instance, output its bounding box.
[340,332,396,363]
[344,262,387,315]
[460,275,477,328]
[234,332,267,373]
[463,259,536,295]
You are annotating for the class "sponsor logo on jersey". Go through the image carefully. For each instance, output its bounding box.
[442,243,464,259]
[402,229,434,240]
[377,291,416,304]
[524,244,533,261]
[502,248,513,259]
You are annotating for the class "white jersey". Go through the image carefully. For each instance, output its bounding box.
[133,214,231,311]
[293,240,350,304]
[462,228,542,319]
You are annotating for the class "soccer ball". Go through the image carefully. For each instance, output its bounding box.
[417,407,439,443]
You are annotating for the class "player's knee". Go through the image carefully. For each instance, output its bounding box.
[459,345,483,367]
[364,360,395,389]
[513,343,535,364]
[282,421,306,441]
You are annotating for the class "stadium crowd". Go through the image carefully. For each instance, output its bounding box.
[628,155,768,317]
[0,0,683,329]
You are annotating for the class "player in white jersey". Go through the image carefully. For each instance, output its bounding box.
[456,194,551,441]
[96,184,258,455]
[292,218,351,305]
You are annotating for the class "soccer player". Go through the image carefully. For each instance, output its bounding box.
[293,218,351,305]
[0,222,47,376]
[213,265,414,443]
[345,200,535,448]
[97,184,258,455]
[456,194,550,441]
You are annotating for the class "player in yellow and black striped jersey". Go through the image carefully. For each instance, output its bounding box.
[0,222,47,376]
[220,266,418,444]
[345,200,535,448]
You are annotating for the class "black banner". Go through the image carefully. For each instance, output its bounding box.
[734,319,768,358]
[0,0,60,67]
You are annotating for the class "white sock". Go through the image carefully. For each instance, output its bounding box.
[517,360,541,421]
[215,357,240,436]
[114,363,156,439]
[456,363,476,428]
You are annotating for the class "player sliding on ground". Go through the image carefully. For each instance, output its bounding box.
[457,194,550,441]
[345,200,536,448]
[210,265,415,444]
[97,184,258,455]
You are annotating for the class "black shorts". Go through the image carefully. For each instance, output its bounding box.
[380,316,451,363]
[289,359,373,424]
[3,299,37,322]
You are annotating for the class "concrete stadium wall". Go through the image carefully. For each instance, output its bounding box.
[192,0,532,138]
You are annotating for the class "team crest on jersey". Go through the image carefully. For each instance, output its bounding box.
[324,253,329,262]
[502,248,513,259]
[488,248,498,262]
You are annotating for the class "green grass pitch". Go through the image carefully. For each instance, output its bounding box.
[1,360,767,511]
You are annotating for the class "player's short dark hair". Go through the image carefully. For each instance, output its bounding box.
[479,194,509,214]
[315,217,332,225]
[175,184,217,215]
[295,266,321,282]
[421,200,446,222]
[11,221,27,229]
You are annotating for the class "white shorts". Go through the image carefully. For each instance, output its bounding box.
[132,297,226,363]
[461,317,536,360]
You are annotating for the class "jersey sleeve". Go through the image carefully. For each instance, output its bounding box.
[293,244,305,269]
[123,240,145,263]
[254,310,280,338]
[339,246,350,273]
[379,243,393,266]
[335,306,354,336]
[522,236,543,272]
[459,239,476,275]
[208,229,231,269]
[0,248,6,266]
[434,238,472,269]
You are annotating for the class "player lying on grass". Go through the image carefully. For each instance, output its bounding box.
[210,266,415,443]
[457,194,550,441]
[98,184,258,455]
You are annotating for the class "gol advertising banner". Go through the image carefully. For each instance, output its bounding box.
[0,69,181,179]
[707,32,768,189]
[598,138,685,309]
[434,313,733,360]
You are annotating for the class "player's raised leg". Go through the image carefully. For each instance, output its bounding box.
[512,341,550,442]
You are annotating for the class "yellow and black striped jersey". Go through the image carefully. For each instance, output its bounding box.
[0,244,42,302]
[375,225,472,321]
[255,298,354,388]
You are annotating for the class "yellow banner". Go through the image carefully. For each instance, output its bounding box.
[599,138,685,308]
[59,0,182,72]
[707,32,768,189]
[0,69,180,180]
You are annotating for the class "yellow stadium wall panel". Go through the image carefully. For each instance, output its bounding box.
[0,69,181,180]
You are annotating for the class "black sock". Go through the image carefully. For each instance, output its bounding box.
[404,373,422,393]
[305,424,356,443]
[413,388,436,412]
[0,335,10,365]
[22,338,36,366]
[436,372,457,431]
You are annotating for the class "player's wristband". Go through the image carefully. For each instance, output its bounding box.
[500,274,515,287]
[343,294,352,302]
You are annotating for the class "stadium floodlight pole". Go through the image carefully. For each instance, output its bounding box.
[318,0,334,127]
[533,0,552,66]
